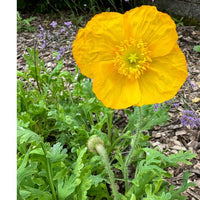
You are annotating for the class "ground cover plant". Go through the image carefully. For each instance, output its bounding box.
[17,3,200,200]
[17,11,36,32]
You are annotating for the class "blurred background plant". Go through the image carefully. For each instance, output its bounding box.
[36,20,76,59]
[17,0,198,28]
[17,11,36,32]
[17,0,139,14]
[193,45,200,53]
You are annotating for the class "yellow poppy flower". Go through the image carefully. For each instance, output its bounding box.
[72,5,188,109]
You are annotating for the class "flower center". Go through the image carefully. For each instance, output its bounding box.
[114,39,152,79]
[128,53,138,64]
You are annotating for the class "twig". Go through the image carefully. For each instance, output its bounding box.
[187,189,200,200]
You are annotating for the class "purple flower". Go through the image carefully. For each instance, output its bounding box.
[37,32,43,38]
[60,47,65,52]
[60,27,66,33]
[36,21,74,51]
[57,54,61,61]
[42,43,46,49]
[164,100,172,105]
[59,47,65,56]
[55,32,59,40]
[174,103,179,107]
[153,100,171,112]
[50,21,57,28]
[187,77,196,89]
[47,31,52,40]
[43,32,47,39]
[56,47,65,60]
[64,21,72,27]
[38,25,44,31]
[180,110,200,129]
[153,104,159,112]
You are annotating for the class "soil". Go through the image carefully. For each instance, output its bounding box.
[17,12,200,199]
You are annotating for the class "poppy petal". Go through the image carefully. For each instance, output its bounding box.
[138,44,187,105]
[72,12,124,78]
[92,61,141,109]
[124,6,178,58]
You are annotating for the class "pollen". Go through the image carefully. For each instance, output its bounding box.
[114,39,152,79]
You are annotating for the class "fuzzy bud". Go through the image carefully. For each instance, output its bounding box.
[87,135,104,153]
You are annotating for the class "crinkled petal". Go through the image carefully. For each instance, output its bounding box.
[92,61,141,109]
[124,5,178,58]
[72,12,124,78]
[138,44,188,106]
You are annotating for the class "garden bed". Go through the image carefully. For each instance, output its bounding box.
[17,11,200,199]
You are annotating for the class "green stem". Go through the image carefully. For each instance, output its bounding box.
[66,83,74,105]
[124,107,142,193]
[41,143,57,200]
[111,130,131,150]
[96,144,119,200]
[33,41,42,94]
[89,112,95,126]
[107,110,114,145]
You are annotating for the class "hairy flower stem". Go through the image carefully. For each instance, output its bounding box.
[41,143,57,200]
[107,110,114,145]
[95,144,119,200]
[124,107,142,193]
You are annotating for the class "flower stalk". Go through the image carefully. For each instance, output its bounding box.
[41,143,57,200]
[107,110,114,145]
[124,107,142,193]
[88,136,119,200]
[33,41,42,94]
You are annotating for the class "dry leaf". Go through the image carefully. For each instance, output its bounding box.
[192,96,200,103]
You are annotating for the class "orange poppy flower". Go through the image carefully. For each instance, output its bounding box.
[72,5,188,109]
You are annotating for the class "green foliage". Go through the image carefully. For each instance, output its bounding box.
[122,147,196,199]
[17,0,138,14]
[64,0,139,23]
[17,125,109,200]
[17,47,112,199]
[17,11,36,32]
[17,47,196,199]
[193,45,200,53]
[18,47,107,139]
[125,105,170,133]
[17,0,67,13]
[56,147,89,199]
[70,12,84,26]
[168,171,195,200]
[102,133,196,199]
[172,17,184,26]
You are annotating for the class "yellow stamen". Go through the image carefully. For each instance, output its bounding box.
[114,39,152,79]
